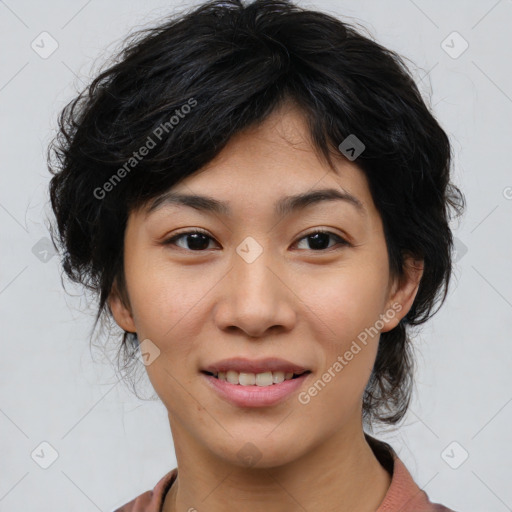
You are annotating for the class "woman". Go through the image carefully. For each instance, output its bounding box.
[47,0,465,510]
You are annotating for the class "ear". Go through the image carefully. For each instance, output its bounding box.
[381,254,424,333]
[108,279,137,333]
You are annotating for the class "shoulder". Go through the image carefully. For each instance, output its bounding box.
[367,435,458,512]
[113,468,177,512]
[378,456,458,512]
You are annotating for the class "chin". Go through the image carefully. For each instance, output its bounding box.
[209,431,308,470]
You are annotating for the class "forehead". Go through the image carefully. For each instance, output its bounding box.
[141,105,376,221]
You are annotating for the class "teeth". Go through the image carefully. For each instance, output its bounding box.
[226,370,238,384]
[212,370,303,386]
[272,371,285,384]
[256,372,273,386]
[239,372,256,386]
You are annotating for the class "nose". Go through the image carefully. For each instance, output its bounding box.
[213,242,296,338]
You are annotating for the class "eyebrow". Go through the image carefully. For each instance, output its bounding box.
[145,187,366,218]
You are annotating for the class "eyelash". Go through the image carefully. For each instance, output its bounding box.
[162,228,351,252]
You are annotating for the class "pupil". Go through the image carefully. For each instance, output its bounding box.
[188,233,209,250]
[308,232,329,250]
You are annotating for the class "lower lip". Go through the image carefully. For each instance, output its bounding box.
[202,372,310,408]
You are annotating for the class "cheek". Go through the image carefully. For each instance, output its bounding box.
[122,254,214,406]
[126,255,215,342]
[299,258,389,343]
[294,256,388,405]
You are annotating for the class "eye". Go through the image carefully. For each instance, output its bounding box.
[294,230,350,251]
[163,229,218,251]
[162,229,350,252]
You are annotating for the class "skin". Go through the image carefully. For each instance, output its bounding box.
[109,101,424,512]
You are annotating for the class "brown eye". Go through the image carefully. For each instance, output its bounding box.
[295,230,350,251]
[163,230,217,251]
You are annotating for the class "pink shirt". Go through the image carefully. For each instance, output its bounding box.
[114,437,456,512]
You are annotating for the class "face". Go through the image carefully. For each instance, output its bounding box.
[109,102,422,469]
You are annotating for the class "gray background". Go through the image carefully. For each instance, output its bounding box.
[1,0,511,511]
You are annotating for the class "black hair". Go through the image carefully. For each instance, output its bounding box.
[47,0,465,427]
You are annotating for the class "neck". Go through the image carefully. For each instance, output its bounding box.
[163,419,392,512]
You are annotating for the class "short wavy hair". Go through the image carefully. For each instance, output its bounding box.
[47,0,465,428]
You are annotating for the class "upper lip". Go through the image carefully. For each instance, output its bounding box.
[202,357,310,374]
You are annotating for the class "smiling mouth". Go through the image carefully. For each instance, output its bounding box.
[202,370,311,386]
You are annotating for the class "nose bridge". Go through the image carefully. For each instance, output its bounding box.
[214,235,295,336]
[232,235,278,308]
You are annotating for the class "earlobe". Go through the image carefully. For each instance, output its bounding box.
[381,255,424,333]
[108,281,137,333]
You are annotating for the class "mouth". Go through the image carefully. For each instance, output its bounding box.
[201,369,312,408]
[201,369,312,387]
